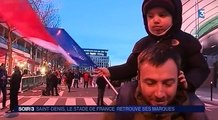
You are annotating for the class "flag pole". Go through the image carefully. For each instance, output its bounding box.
[102,75,118,95]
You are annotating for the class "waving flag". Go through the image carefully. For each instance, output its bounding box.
[0,0,75,64]
[47,28,95,66]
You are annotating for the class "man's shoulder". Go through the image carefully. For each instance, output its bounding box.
[120,81,138,89]
[117,81,138,101]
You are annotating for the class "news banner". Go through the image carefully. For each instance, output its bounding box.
[15,105,204,112]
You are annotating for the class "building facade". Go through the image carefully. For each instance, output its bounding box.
[0,23,66,75]
[181,0,218,87]
[83,48,109,68]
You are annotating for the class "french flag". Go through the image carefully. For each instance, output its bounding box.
[0,0,76,64]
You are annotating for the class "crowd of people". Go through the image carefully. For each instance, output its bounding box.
[42,68,110,106]
[43,68,108,95]
[0,64,111,112]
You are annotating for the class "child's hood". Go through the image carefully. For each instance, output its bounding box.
[142,0,182,38]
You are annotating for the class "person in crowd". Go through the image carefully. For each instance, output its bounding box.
[95,0,209,109]
[103,42,208,120]
[79,71,83,85]
[0,63,7,110]
[56,70,62,85]
[44,70,52,96]
[83,72,90,88]
[73,70,80,88]
[89,74,93,87]
[50,71,59,96]
[96,76,107,106]
[91,73,98,87]
[62,70,68,85]
[8,66,22,112]
[66,69,74,92]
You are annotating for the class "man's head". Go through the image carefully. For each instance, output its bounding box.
[13,66,20,72]
[142,0,182,37]
[137,43,181,105]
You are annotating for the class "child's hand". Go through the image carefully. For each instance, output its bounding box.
[93,67,111,77]
[178,70,188,90]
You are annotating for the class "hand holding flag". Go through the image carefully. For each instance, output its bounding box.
[94,67,111,77]
[93,67,118,95]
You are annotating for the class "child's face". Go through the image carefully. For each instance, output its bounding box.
[146,7,173,36]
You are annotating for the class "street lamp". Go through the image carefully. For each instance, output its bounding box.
[211,81,213,101]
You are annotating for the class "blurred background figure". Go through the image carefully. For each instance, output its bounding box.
[66,69,74,92]
[43,70,52,96]
[83,72,90,88]
[0,63,7,110]
[73,70,80,88]
[8,66,22,112]
[91,73,97,87]
[50,71,59,96]
[96,76,107,106]
[56,70,62,85]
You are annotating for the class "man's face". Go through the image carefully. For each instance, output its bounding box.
[138,59,178,105]
[146,7,173,36]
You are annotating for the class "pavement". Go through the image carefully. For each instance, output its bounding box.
[196,87,218,105]
[196,87,218,120]
[1,84,218,105]
[22,84,218,105]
